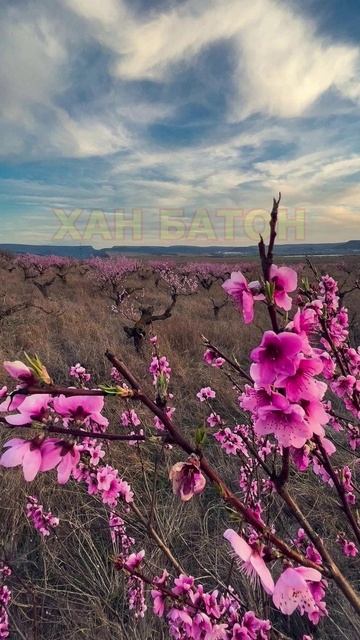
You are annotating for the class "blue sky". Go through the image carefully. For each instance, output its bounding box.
[1,0,360,247]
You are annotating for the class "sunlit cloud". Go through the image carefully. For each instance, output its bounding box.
[0,0,359,244]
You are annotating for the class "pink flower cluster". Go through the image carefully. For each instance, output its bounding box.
[115,549,147,618]
[337,532,358,558]
[109,513,134,550]
[0,564,11,639]
[110,514,147,618]
[224,529,327,623]
[340,466,356,505]
[84,464,134,507]
[26,495,59,536]
[197,387,216,402]
[87,256,139,292]
[120,409,144,445]
[1,251,360,638]
[296,274,360,449]
[0,367,110,483]
[153,405,175,432]
[150,568,271,639]
[203,349,225,368]
[222,265,297,324]
[239,326,329,449]
[0,437,80,483]
[148,340,176,433]
[214,426,248,456]
[149,355,172,385]
[159,269,198,296]
[69,362,91,384]
[110,366,123,384]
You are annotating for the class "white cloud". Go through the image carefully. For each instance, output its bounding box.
[233,2,359,118]
[63,0,123,27]
[1,0,359,161]
[63,0,360,118]
[50,109,131,158]
[0,8,66,123]
[1,0,360,244]
[255,153,360,195]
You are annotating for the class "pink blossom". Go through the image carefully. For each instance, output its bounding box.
[242,611,271,638]
[149,355,171,383]
[250,331,303,386]
[214,428,246,456]
[53,395,108,428]
[240,386,275,413]
[203,349,225,368]
[40,440,81,484]
[254,396,312,449]
[169,455,206,501]
[306,545,322,565]
[0,438,55,481]
[341,539,358,557]
[167,608,193,637]
[110,366,122,384]
[275,357,323,402]
[292,445,310,471]
[231,623,251,639]
[89,444,105,466]
[222,271,262,324]
[0,565,11,579]
[96,465,134,506]
[315,350,336,379]
[3,360,35,384]
[172,574,195,596]
[300,396,329,438]
[207,412,222,428]
[0,571,11,640]
[272,566,322,617]
[269,265,297,310]
[153,406,175,431]
[224,529,274,595]
[127,574,147,618]
[5,394,51,426]
[121,409,141,427]
[205,623,228,639]
[26,495,59,536]
[331,375,356,398]
[69,362,91,383]
[196,387,216,402]
[124,550,145,571]
[151,569,169,617]
[289,307,318,336]
[0,391,26,413]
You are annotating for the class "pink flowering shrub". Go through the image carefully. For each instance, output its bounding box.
[0,197,359,638]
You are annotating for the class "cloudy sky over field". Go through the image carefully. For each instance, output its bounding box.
[1,0,360,246]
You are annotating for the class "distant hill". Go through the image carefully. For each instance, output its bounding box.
[1,240,360,259]
[0,244,102,259]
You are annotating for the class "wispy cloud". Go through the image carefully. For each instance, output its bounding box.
[0,0,359,244]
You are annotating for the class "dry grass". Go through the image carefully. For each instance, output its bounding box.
[0,253,359,639]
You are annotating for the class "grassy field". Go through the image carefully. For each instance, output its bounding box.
[0,251,359,639]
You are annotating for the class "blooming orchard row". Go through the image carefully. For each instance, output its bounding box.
[0,198,359,638]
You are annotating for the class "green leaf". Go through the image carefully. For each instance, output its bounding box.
[195,425,207,446]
